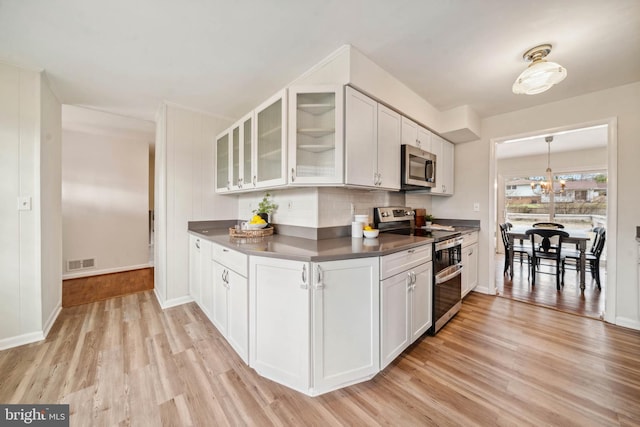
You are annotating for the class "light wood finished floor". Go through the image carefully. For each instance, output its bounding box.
[496,253,605,319]
[1,291,638,426]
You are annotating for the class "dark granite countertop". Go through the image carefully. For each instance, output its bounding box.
[188,227,435,262]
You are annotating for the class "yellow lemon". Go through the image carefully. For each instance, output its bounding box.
[364,225,373,231]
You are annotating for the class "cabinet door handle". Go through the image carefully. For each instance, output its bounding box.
[238,178,243,188]
[301,264,307,284]
[411,271,417,285]
[253,175,257,186]
[406,272,413,288]
[407,249,415,254]
[291,168,295,182]
[416,138,420,146]
[227,181,231,190]
[315,265,323,289]
[195,239,200,249]
[222,248,229,252]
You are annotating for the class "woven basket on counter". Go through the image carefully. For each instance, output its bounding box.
[228,226,274,238]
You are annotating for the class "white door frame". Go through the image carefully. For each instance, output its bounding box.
[488,117,617,323]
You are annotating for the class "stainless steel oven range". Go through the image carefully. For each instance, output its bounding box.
[374,206,463,334]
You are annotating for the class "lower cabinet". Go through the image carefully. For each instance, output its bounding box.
[461,232,479,298]
[380,261,432,369]
[249,255,379,396]
[209,243,249,363]
[249,256,310,392]
[189,235,212,317]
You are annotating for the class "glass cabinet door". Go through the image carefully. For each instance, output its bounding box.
[242,114,253,188]
[255,90,287,188]
[232,126,240,189]
[216,131,230,192]
[288,86,344,184]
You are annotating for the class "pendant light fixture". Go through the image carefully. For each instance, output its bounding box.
[530,136,566,194]
[513,44,567,95]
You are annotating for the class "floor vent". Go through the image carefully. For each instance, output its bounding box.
[67,258,96,272]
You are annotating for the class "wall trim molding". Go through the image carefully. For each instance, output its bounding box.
[614,317,640,331]
[0,331,44,351]
[62,263,153,280]
[154,289,193,310]
[42,303,62,338]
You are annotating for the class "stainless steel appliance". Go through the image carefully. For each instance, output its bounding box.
[432,236,463,333]
[401,144,436,190]
[374,206,462,334]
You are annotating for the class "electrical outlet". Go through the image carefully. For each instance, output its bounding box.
[473,202,480,212]
[350,203,355,215]
[288,201,293,210]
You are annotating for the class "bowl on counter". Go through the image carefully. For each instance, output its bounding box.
[246,222,268,230]
[363,229,379,238]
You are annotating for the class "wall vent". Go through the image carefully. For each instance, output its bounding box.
[67,258,96,272]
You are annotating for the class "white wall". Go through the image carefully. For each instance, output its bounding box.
[40,75,62,332]
[154,103,235,308]
[434,82,640,329]
[498,147,607,176]
[0,62,61,349]
[62,128,149,277]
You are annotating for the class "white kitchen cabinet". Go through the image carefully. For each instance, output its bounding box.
[345,87,401,190]
[189,235,202,304]
[254,89,288,189]
[288,86,344,185]
[249,256,310,394]
[380,246,432,369]
[312,257,379,395]
[189,235,214,317]
[249,255,380,396]
[461,232,479,298]
[401,116,432,152]
[344,87,377,188]
[215,131,231,192]
[376,104,402,190]
[211,243,249,363]
[431,134,454,195]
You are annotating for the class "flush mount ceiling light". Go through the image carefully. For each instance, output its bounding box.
[512,44,567,95]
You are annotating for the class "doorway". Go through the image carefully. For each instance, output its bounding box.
[492,123,613,320]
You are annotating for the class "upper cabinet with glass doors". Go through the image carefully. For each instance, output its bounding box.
[216,112,253,192]
[254,89,287,189]
[288,86,344,184]
[215,131,230,192]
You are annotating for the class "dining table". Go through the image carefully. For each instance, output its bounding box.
[507,226,591,291]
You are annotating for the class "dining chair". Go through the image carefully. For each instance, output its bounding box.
[525,228,570,290]
[562,227,606,289]
[499,223,528,275]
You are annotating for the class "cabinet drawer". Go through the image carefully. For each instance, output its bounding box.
[212,243,248,277]
[462,231,478,248]
[381,244,432,280]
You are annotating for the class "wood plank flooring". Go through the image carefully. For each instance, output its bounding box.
[1,291,638,426]
[496,253,605,319]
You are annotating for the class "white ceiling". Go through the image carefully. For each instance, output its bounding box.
[1,0,639,124]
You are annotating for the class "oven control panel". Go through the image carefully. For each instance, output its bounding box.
[374,206,415,223]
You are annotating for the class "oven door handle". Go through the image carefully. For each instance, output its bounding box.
[435,263,463,285]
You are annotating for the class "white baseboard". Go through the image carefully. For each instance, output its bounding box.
[614,317,640,331]
[0,331,44,351]
[62,263,153,280]
[43,303,62,338]
[154,289,193,310]
[471,284,496,295]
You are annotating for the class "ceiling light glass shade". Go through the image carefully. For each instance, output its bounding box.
[512,60,567,95]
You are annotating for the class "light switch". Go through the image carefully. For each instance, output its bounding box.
[473,202,480,212]
[18,196,32,211]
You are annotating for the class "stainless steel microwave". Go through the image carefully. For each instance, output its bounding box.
[401,144,436,190]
